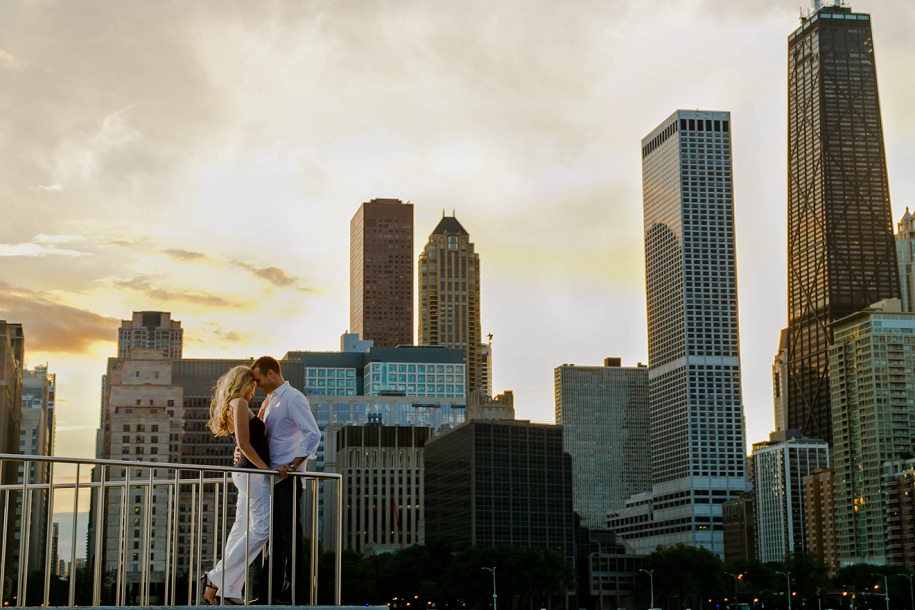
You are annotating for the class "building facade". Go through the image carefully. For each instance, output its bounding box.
[424,420,575,560]
[350,198,414,348]
[118,312,183,359]
[1,322,24,602]
[722,492,757,564]
[804,467,839,576]
[418,215,484,394]
[773,329,789,432]
[608,110,749,557]
[830,299,915,565]
[896,209,915,313]
[752,431,830,563]
[786,4,900,446]
[883,459,915,570]
[330,426,430,553]
[284,345,467,399]
[14,365,56,574]
[554,359,650,528]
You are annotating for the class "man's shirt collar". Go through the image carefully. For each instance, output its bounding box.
[270,381,291,398]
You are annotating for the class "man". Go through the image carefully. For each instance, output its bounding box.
[250,356,321,604]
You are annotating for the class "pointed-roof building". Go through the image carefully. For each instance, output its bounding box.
[896,207,915,312]
[418,215,483,395]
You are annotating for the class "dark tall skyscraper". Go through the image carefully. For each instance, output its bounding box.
[786,3,899,445]
[350,199,414,348]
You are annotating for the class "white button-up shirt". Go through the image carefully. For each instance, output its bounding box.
[263,381,321,468]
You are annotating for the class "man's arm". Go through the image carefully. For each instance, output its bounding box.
[289,394,321,467]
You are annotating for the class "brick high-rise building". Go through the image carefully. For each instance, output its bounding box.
[804,467,838,576]
[350,199,414,348]
[418,215,483,394]
[883,459,915,571]
[786,3,899,446]
[118,312,183,359]
[722,492,757,564]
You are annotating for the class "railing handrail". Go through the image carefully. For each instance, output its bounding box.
[0,452,343,607]
[0,452,342,480]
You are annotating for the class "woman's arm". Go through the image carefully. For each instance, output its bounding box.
[232,398,270,470]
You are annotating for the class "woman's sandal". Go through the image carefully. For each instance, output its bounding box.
[220,597,248,605]
[199,574,219,606]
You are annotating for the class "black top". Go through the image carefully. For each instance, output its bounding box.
[234,416,270,469]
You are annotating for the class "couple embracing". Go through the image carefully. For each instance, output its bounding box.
[202,356,321,605]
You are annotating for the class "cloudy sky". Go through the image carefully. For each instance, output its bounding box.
[3,0,915,463]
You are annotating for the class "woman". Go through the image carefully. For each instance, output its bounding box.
[200,366,273,605]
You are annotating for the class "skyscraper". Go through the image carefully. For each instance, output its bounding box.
[829,298,915,564]
[350,199,414,348]
[554,359,650,529]
[786,3,899,446]
[118,312,183,359]
[608,110,749,557]
[895,208,915,312]
[424,419,575,560]
[752,430,830,563]
[418,215,483,394]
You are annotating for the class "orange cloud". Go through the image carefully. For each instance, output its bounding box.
[0,284,117,353]
[112,275,245,308]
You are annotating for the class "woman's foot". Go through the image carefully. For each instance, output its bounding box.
[222,596,247,605]
[200,574,218,605]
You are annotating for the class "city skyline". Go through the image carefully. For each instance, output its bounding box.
[3,1,915,461]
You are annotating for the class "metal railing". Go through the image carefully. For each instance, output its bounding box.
[0,453,342,607]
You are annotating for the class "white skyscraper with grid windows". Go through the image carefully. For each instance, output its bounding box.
[607,110,750,558]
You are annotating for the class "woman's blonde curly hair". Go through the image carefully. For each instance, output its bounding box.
[208,366,256,436]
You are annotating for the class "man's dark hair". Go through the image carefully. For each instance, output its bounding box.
[251,356,282,376]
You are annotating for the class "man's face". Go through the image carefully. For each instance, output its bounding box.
[251,367,276,393]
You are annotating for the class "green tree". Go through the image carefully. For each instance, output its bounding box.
[638,544,728,610]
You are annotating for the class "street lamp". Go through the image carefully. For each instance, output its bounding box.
[639,569,655,610]
[725,573,743,601]
[776,572,792,610]
[896,573,914,610]
[870,573,890,610]
[482,567,497,610]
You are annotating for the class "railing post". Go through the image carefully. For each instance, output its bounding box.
[220,471,228,605]
[336,474,343,606]
[69,463,80,607]
[187,475,196,605]
[142,467,154,605]
[0,459,9,607]
[42,461,56,607]
[196,470,204,606]
[171,468,180,606]
[268,475,275,606]
[311,476,319,605]
[17,459,31,607]
[92,465,107,606]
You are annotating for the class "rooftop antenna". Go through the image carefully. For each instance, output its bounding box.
[452,208,456,217]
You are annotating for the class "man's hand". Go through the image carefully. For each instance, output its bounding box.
[275,464,289,479]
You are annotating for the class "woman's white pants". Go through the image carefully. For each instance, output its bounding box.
[206,471,271,599]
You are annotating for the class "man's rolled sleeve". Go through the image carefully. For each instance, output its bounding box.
[290,395,321,460]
